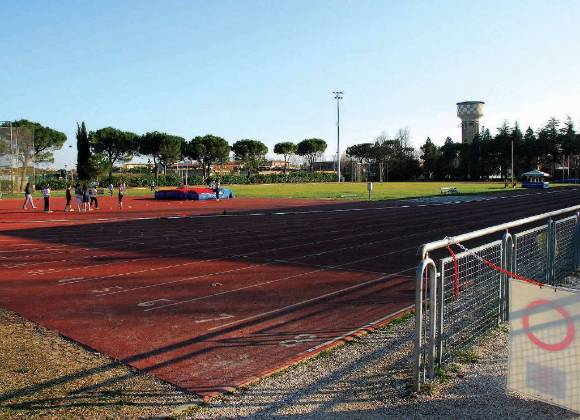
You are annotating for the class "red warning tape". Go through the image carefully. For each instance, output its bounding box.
[447,245,460,301]
[447,244,545,301]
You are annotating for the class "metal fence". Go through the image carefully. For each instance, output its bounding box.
[0,124,35,194]
[414,205,580,390]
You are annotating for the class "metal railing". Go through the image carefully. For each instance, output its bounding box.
[414,205,580,390]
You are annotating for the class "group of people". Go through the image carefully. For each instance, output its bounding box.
[22,181,127,213]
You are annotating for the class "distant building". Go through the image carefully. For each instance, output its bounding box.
[123,163,150,170]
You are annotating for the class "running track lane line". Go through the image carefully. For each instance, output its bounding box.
[144,247,416,312]
[206,267,415,332]
[302,304,414,354]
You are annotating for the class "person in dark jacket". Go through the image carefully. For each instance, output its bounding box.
[22,182,36,210]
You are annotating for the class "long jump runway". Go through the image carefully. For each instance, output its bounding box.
[0,188,578,397]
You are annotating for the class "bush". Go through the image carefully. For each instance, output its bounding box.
[214,172,336,185]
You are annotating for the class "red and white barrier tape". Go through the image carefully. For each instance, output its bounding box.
[446,239,544,301]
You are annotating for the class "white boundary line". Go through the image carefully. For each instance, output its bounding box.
[206,267,414,331]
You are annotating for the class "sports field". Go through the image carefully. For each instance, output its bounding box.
[0,181,532,201]
[0,187,578,398]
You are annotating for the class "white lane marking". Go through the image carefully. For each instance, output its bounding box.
[145,248,415,313]
[90,286,124,294]
[195,313,234,324]
[100,262,267,297]
[58,277,84,284]
[137,298,172,307]
[302,305,414,354]
[207,267,414,331]
[280,334,317,347]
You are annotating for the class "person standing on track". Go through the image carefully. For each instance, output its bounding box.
[74,182,83,212]
[42,184,51,213]
[89,184,99,210]
[22,182,36,210]
[82,182,90,212]
[64,185,73,212]
[214,179,221,201]
[118,180,126,209]
[108,183,114,197]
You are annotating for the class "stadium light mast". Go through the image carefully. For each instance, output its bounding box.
[333,91,343,182]
[511,135,515,188]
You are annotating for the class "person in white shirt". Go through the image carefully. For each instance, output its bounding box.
[118,181,126,209]
[42,185,51,213]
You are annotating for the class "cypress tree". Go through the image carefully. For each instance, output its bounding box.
[76,121,91,181]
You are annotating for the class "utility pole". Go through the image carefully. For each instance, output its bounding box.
[333,91,343,182]
[511,135,515,188]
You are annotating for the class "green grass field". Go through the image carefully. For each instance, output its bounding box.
[2,182,573,201]
[223,182,522,200]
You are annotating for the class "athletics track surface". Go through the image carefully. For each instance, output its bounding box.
[0,188,578,398]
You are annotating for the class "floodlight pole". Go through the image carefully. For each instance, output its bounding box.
[511,136,514,188]
[333,91,343,182]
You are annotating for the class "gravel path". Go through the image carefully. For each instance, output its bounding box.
[184,317,578,419]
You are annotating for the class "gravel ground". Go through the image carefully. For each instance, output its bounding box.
[1,304,578,419]
[183,316,578,419]
[0,307,200,419]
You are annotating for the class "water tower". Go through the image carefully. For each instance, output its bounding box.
[457,101,485,143]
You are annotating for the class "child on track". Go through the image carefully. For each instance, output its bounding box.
[64,185,73,212]
[42,184,51,213]
[118,181,126,209]
[108,183,114,197]
[22,182,36,210]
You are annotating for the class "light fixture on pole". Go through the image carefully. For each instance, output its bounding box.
[333,91,343,182]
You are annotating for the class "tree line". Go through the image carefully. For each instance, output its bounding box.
[345,118,579,182]
[346,128,420,181]
[419,117,579,181]
[75,123,330,181]
[4,115,579,185]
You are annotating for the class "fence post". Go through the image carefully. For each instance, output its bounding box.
[414,260,425,391]
[414,257,436,391]
[575,212,580,271]
[501,232,513,322]
[428,261,438,379]
[546,218,556,285]
[437,260,445,366]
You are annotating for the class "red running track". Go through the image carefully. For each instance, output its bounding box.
[0,188,578,398]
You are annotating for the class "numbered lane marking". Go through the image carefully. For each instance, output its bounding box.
[91,286,124,294]
[195,313,234,324]
[280,334,317,347]
[138,298,172,308]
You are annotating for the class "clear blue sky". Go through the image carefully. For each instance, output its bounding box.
[2,0,579,168]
